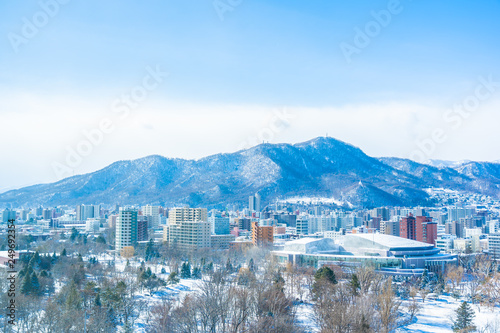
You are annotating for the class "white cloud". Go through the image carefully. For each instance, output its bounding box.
[1,93,499,191]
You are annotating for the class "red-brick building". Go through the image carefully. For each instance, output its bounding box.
[251,222,274,247]
[400,214,437,245]
[400,214,416,240]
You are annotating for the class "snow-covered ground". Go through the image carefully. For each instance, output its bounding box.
[397,296,499,333]
[293,295,500,333]
[280,196,352,208]
[95,254,500,332]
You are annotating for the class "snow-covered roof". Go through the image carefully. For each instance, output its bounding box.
[344,234,435,251]
[283,237,340,254]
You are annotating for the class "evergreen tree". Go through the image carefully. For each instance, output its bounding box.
[452,301,476,332]
[226,258,233,272]
[94,293,102,307]
[33,251,41,267]
[61,248,67,256]
[192,267,202,279]
[420,269,429,289]
[314,266,337,285]
[20,273,32,295]
[70,227,79,242]
[96,235,106,244]
[66,281,82,310]
[181,262,191,279]
[206,262,214,273]
[248,258,255,272]
[31,272,41,295]
[145,239,155,261]
[167,271,180,285]
[350,273,361,295]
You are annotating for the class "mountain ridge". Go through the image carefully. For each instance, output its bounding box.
[1,137,499,209]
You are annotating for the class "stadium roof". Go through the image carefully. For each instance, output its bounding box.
[344,234,435,251]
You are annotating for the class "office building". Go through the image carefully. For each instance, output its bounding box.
[400,215,416,240]
[235,217,252,231]
[400,215,437,245]
[76,204,100,221]
[168,207,207,224]
[116,208,138,254]
[137,215,149,242]
[86,218,101,233]
[210,234,236,249]
[488,234,500,260]
[142,205,160,229]
[208,216,230,235]
[251,221,273,247]
[416,216,437,245]
[166,207,210,251]
[249,193,261,212]
[296,216,309,235]
[381,220,400,237]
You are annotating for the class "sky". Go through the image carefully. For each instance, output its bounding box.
[0,0,500,192]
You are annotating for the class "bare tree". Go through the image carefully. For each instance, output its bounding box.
[147,297,176,333]
[375,278,401,333]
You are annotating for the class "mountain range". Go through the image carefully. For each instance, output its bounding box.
[1,137,499,209]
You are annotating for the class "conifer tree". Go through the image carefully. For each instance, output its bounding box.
[350,273,361,295]
[31,272,40,295]
[181,262,191,279]
[66,281,82,310]
[167,271,180,285]
[314,266,337,285]
[452,301,476,332]
[20,272,32,295]
[94,293,102,307]
[226,258,233,272]
[192,266,202,279]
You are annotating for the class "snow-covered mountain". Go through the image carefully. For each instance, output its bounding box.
[1,137,499,209]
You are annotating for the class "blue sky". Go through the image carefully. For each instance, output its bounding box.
[1,0,500,191]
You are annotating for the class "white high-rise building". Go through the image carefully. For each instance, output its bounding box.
[165,207,210,251]
[76,204,99,221]
[142,205,160,229]
[249,193,261,212]
[208,216,230,235]
[116,208,138,254]
[296,216,309,235]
